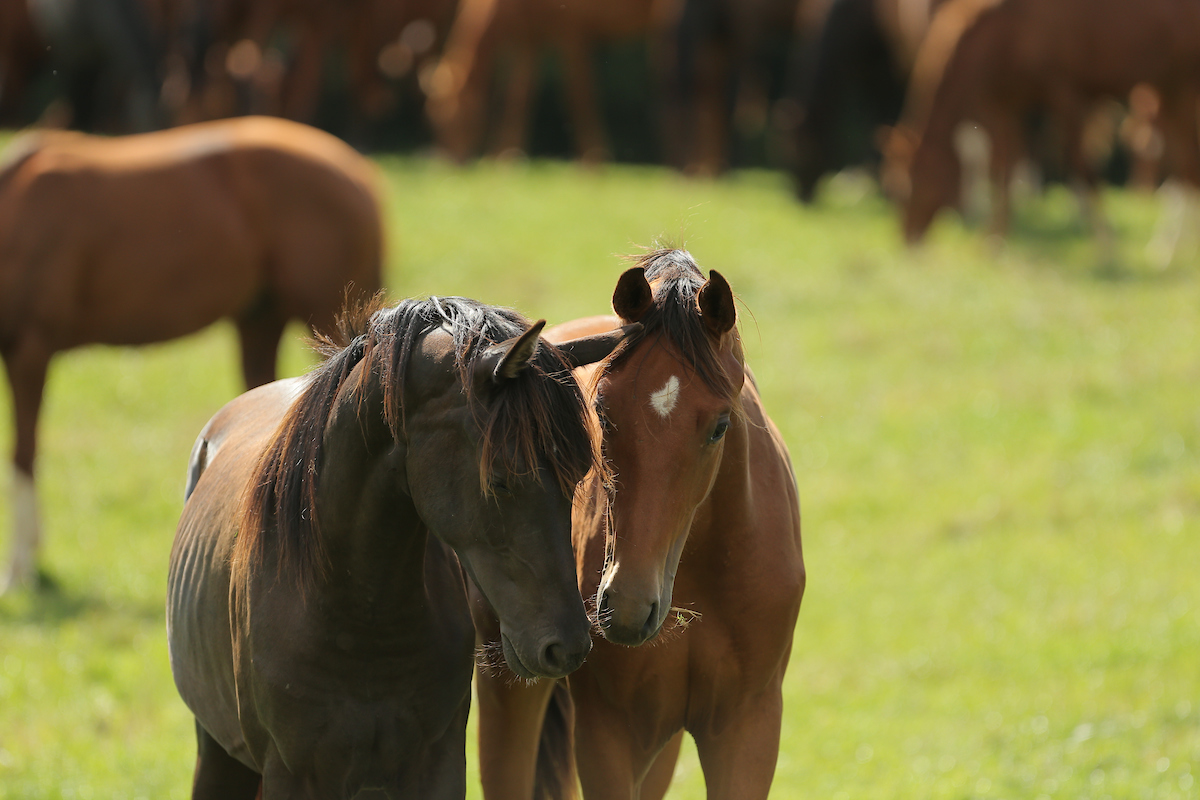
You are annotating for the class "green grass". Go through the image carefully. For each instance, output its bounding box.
[1,152,1198,799]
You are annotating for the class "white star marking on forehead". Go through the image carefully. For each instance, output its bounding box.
[649,375,681,418]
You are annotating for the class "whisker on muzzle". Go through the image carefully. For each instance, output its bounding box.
[472,640,535,687]
[584,592,611,636]
[640,605,702,648]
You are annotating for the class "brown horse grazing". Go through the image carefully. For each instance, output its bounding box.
[472,250,806,800]
[882,0,1200,243]
[426,0,660,163]
[168,296,635,799]
[0,115,383,593]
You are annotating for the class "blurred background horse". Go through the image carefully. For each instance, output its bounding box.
[659,0,810,175]
[0,115,383,593]
[882,0,1200,245]
[791,0,949,200]
[426,0,662,163]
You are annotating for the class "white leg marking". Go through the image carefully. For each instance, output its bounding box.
[954,121,991,226]
[1147,178,1188,269]
[650,375,681,418]
[4,470,41,593]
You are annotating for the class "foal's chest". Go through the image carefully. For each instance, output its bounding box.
[247,654,474,792]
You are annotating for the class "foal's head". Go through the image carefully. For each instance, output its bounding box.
[396,304,605,679]
[590,251,744,646]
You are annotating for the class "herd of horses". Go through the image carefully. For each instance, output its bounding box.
[881,0,1200,244]
[5,0,1195,241]
[0,112,805,797]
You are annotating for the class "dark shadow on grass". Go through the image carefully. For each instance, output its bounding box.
[1002,207,1188,285]
[0,568,163,626]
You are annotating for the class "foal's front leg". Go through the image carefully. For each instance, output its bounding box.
[690,687,785,800]
[476,665,559,799]
[639,730,684,800]
[573,703,645,800]
[572,688,680,800]
[470,577,566,799]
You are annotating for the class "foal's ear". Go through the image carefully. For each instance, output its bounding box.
[697,270,736,337]
[478,319,546,384]
[556,323,643,369]
[612,267,653,322]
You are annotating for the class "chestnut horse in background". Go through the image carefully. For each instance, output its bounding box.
[427,0,662,162]
[883,0,1200,243]
[472,250,805,799]
[0,115,383,593]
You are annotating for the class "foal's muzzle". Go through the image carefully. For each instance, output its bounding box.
[501,622,592,680]
[596,580,668,647]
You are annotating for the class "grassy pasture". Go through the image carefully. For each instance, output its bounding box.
[0,150,1198,799]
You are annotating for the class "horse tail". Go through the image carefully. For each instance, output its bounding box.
[533,682,578,800]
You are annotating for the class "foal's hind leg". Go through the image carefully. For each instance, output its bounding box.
[191,720,261,800]
[1,335,50,594]
[235,310,287,390]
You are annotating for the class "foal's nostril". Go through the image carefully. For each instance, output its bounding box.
[541,641,568,673]
[541,637,588,675]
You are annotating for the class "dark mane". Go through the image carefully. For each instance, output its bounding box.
[606,249,742,402]
[236,294,599,589]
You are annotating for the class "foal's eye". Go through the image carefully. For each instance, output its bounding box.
[708,417,731,444]
[492,478,514,497]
